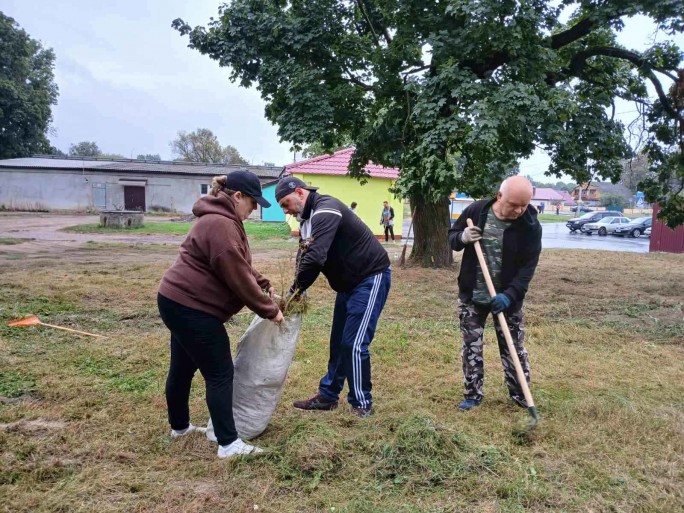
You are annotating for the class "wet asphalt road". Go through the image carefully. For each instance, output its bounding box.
[401,217,651,253]
[539,222,650,253]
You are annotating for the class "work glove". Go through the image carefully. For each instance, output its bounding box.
[490,293,512,315]
[460,226,483,245]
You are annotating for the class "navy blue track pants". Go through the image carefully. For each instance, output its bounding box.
[318,267,391,409]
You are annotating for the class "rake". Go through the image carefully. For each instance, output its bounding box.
[7,315,105,338]
[466,218,539,434]
[399,207,416,268]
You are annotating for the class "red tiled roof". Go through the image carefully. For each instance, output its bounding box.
[532,187,565,201]
[559,190,575,204]
[285,148,399,179]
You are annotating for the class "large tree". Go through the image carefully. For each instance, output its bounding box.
[137,153,162,161]
[302,134,354,159]
[174,1,684,264]
[170,128,249,164]
[0,13,58,159]
[68,141,101,157]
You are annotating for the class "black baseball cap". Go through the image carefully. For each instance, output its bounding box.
[275,176,319,202]
[225,170,271,208]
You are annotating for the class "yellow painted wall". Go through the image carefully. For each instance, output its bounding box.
[285,173,404,237]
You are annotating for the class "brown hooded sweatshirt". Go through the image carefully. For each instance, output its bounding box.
[158,191,279,322]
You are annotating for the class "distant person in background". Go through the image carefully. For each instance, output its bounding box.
[556,204,560,215]
[350,201,358,214]
[539,202,545,214]
[380,201,395,242]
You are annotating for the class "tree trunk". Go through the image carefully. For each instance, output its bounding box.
[408,194,453,267]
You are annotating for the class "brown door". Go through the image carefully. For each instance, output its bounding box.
[124,186,146,211]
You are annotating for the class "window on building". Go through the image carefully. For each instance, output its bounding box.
[201,184,209,195]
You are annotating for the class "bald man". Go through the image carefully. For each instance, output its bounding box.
[448,176,542,411]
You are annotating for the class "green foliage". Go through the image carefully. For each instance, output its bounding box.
[640,81,684,227]
[600,193,629,209]
[170,128,248,164]
[621,153,651,193]
[302,135,354,159]
[136,153,161,161]
[69,141,101,157]
[525,176,574,192]
[47,146,65,156]
[173,0,684,238]
[0,13,58,158]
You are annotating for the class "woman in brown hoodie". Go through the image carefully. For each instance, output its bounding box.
[157,170,283,459]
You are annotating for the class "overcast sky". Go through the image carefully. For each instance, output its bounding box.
[2,0,294,165]
[2,1,682,176]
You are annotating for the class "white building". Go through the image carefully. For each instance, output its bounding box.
[0,156,283,214]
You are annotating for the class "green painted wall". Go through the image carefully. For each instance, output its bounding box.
[286,173,404,237]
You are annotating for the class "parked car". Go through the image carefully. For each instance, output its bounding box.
[643,227,651,237]
[612,216,652,238]
[566,211,624,232]
[584,216,631,235]
[568,205,593,214]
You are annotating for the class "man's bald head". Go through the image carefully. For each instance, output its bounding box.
[500,176,534,200]
[494,176,534,220]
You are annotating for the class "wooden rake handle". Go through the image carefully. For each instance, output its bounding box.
[39,322,105,338]
[466,218,535,409]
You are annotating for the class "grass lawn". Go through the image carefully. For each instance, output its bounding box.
[537,214,569,223]
[0,243,682,512]
[61,221,292,239]
[0,238,34,245]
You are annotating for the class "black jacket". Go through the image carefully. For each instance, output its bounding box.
[448,198,542,310]
[295,192,390,293]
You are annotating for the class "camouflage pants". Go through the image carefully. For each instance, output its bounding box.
[457,299,531,404]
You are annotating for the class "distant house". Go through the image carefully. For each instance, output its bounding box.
[260,181,286,222]
[558,190,576,205]
[570,182,632,206]
[280,148,402,239]
[0,156,284,216]
[531,187,565,209]
[449,192,474,221]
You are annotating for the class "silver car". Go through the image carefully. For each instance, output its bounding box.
[584,216,631,235]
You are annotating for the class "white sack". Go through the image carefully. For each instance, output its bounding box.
[207,313,301,442]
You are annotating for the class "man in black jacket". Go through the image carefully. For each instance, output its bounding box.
[275,177,391,418]
[448,176,541,411]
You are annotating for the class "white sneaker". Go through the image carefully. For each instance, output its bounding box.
[217,438,264,459]
[170,423,207,439]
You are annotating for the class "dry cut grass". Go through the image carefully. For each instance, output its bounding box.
[0,241,682,512]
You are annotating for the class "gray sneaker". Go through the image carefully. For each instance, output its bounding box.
[171,423,207,438]
[351,406,373,418]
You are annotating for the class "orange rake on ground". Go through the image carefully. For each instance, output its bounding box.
[7,315,105,338]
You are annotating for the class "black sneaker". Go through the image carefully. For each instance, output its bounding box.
[293,393,338,411]
[351,406,373,418]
